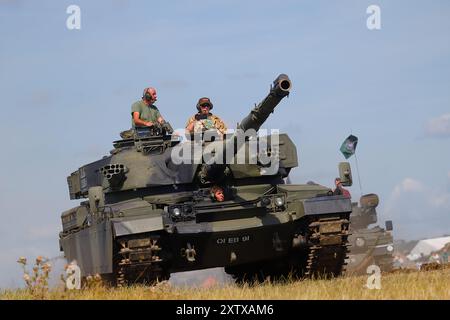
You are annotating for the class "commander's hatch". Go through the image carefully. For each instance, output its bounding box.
[113,125,181,153]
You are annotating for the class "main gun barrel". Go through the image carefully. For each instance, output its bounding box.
[238,74,291,132]
[197,74,292,184]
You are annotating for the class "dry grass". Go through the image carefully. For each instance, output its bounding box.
[2,269,450,300]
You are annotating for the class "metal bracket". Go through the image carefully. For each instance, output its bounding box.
[185,243,196,262]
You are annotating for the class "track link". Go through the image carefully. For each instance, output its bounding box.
[115,235,169,286]
[305,217,350,278]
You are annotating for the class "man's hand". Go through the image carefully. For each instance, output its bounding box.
[195,114,207,121]
[133,112,154,127]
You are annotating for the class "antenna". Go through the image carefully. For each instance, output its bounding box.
[354,151,363,197]
[350,129,363,197]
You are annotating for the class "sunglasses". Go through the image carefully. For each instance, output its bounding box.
[200,104,211,108]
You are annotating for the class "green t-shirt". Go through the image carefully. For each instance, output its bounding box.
[131,100,161,128]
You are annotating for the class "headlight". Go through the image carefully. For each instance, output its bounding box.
[261,197,272,206]
[172,207,181,217]
[387,245,394,252]
[168,205,195,221]
[355,237,365,247]
[275,197,285,207]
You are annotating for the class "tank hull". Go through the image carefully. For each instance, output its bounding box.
[60,186,352,284]
[346,226,394,274]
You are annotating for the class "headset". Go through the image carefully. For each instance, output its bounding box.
[142,87,149,99]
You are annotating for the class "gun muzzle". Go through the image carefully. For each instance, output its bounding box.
[273,74,291,97]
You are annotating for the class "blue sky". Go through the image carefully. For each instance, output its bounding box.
[0,0,449,288]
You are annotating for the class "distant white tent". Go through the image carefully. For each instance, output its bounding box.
[407,236,450,261]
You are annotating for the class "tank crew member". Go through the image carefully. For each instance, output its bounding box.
[333,177,351,198]
[131,87,166,128]
[185,97,227,135]
[210,185,225,202]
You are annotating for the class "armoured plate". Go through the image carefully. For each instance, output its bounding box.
[112,216,164,236]
[303,196,352,215]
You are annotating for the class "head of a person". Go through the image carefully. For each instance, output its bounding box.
[196,97,213,115]
[335,178,342,187]
[142,87,157,104]
[211,185,224,202]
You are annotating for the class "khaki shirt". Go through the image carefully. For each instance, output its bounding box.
[185,113,227,135]
[131,100,161,128]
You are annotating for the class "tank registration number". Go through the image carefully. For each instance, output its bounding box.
[215,235,251,245]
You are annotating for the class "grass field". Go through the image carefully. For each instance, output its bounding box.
[1,269,450,300]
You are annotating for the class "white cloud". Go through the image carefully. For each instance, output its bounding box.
[425,113,450,137]
[389,177,449,210]
[429,193,450,208]
[391,178,423,199]
[384,177,450,240]
[401,178,424,192]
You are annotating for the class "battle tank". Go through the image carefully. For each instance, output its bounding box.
[345,194,394,274]
[59,74,353,285]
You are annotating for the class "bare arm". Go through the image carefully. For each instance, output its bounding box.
[185,116,196,133]
[133,112,153,127]
[186,121,195,133]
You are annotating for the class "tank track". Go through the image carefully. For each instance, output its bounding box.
[224,216,350,283]
[305,217,350,278]
[115,235,169,286]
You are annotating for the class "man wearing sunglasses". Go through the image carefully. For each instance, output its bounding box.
[185,97,227,135]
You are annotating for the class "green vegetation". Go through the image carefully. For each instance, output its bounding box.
[2,269,450,300]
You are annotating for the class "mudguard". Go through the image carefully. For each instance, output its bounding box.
[112,216,164,237]
[303,195,352,215]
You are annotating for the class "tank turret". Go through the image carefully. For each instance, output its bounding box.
[350,194,379,229]
[346,193,395,274]
[66,75,297,198]
[197,74,292,185]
